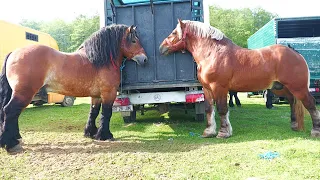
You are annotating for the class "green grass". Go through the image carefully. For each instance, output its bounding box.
[1,94,320,179]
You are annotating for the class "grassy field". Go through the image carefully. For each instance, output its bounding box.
[1,93,320,179]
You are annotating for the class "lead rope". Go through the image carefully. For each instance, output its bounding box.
[119,58,127,95]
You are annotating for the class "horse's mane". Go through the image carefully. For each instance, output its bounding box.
[182,20,225,41]
[81,24,129,67]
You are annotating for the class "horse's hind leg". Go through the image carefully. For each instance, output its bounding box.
[271,87,299,130]
[287,87,320,136]
[0,94,33,154]
[299,92,320,137]
[84,97,101,138]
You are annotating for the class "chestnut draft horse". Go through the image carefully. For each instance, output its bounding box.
[0,24,147,154]
[160,19,320,139]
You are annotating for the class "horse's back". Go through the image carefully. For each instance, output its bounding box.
[8,44,61,65]
[6,45,63,92]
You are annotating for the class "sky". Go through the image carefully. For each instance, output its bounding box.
[0,0,319,25]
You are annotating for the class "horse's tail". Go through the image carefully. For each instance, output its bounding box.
[288,44,300,53]
[294,97,305,131]
[288,44,306,130]
[0,52,13,122]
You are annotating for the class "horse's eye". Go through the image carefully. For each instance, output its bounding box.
[132,40,136,43]
[172,32,177,35]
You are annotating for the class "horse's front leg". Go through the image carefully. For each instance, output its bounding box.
[202,88,217,137]
[84,97,101,138]
[216,92,233,138]
[95,90,117,141]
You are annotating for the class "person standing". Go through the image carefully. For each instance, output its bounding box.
[229,91,241,107]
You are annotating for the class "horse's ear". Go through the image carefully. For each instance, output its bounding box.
[129,25,135,33]
[177,18,185,28]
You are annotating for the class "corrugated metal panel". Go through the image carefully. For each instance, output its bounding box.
[247,19,276,49]
[109,0,202,90]
[113,0,189,5]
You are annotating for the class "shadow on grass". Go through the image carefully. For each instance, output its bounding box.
[18,102,320,154]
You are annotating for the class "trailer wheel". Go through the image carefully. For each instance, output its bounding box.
[33,101,45,107]
[123,108,137,123]
[195,114,205,121]
[61,96,75,107]
[195,102,205,121]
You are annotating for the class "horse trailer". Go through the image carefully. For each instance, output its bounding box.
[0,20,75,107]
[247,16,320,103]
[101,0,208,122]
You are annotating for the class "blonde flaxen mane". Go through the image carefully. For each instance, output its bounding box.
[182,20,225,41]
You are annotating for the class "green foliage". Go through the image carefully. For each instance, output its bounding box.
[68,15,100,52]
[19,19,42,30]
[210,6,277,48]
[19,14,100,52]
[40,19,73,52]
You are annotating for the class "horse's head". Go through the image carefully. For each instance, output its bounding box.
[121,25,148,65]
[159,19,188,55]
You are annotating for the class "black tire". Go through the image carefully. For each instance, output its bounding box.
[123,109,137,123]
[195,114,205,121]
[33,101,45,107]
[61,96,75,107]
[272,97,280,104]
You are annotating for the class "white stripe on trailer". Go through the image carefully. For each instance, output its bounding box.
[119,90,203,105]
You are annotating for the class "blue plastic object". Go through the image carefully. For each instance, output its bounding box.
[259,151,280,160]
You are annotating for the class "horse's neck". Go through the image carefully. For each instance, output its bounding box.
[187,37,236,62]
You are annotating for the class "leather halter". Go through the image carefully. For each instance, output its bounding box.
[165,24,188,51]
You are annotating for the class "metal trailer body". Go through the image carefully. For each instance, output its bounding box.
[247,16,320,102]
[101,0,208,122]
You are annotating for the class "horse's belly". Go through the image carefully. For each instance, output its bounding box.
[45,81,100,97]
[229,78,273,92]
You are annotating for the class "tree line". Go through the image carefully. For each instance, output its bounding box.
[20,6,277,52]
[209,6,277,48]
[20,14,99,52]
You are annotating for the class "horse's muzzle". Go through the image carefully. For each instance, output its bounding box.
[132,54,148,65]
[159,45,169,55]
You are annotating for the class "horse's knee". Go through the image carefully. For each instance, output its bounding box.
[204,100,212,113]
[217,105,228,116]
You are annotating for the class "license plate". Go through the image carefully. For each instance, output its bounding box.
[112,105,133,112]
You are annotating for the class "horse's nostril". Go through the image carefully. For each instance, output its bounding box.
[144,58,147,63]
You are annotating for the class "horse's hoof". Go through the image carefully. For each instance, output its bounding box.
[18,138,23,145]
[202,133,215,138]
[107,137,116,141]
[216,131,231,139]
[84,133,95,139]
[291,122,299,131]
[7,144,24,155]
[311,129,320,137]
[95,137,116,142]
[202,128,216,138]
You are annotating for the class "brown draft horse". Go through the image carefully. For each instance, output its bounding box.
[160,19,320,139]
[0,24,147,154]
